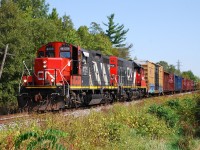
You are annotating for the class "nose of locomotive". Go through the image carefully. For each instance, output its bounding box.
[42,60,47,69]
[34,58,71,86]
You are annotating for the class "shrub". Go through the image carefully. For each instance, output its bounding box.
[166,99,181,110]
[148,105,179,128]
[105,122,123,141]
[135,113,170,139]
[14,129,67,150]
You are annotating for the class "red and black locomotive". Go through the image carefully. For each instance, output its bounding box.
[18,41,146,111]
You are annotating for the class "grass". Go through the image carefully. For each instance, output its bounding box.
[0,92,200,149]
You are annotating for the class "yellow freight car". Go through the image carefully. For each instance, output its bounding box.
[135,60,163,94]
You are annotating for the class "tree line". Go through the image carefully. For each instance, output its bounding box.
[157,61,200,82]
[0,0,131,112]
[0,0,199,112]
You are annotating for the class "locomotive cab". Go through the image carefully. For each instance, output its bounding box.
[34,42,72,86]
[18,42,81,111]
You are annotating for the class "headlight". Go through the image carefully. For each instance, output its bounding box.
[43,60,47,64]
[51,79,54,82]
[24,79,27,83]
[43,65,47,68]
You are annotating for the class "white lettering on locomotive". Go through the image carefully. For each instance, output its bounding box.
[37,71,56,80]
[92,61,101,85]
[102,63,109,85]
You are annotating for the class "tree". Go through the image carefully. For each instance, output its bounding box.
[12,0,49,18]
[48,8,59,20]
[0,1,30,112]
[60,14,80,45]
[92,33,115,55]
[182,70,196,80]
[157,61,169,71]
[0,0,68,112]
[62,14,74,30]
[133,56,138,60]
[157,61,181,75]
[117,44,132,59]
[103,14,129,48]
[195,76,200,82]
[77,26,114,55]
[89,22,103,34]
[77,26,94,49]
[168,65,176,74]
[103,13,131,59]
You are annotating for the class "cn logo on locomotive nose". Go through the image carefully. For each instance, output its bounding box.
[37,71,57,80]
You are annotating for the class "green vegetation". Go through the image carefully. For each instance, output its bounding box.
[0,0,131,112]
[15,129,67,150]
[103,13,131,59]
[0,93,199,149]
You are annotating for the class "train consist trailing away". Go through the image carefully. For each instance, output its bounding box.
[17,42,198,111]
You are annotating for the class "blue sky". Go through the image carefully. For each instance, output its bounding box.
[46,0,200,77]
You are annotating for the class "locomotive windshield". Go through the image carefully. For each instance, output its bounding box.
[46,45,55,57]
[60,44,71,58]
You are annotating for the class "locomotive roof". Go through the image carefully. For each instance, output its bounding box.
[133,61,142,68]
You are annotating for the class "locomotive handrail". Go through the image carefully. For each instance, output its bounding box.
[56,69,70,98]
[18,69,25,93]
[23,61,31,76]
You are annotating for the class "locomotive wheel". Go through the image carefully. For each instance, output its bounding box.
[35,99,50,112]
[69,94,82,108]
[131,91,140,100]
[36,96,65,111]
[103,92,112,104]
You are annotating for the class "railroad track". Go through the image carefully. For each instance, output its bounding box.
[0,113,29,124]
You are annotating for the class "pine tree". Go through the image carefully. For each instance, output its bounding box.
[103,13,129,48]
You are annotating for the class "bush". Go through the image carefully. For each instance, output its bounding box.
[135,113,170,139]
[148,105,179,128]
[105,122,123,141]
[166,99,181,110]
[14,129,67,150]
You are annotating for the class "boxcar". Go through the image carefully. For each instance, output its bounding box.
[188,80,193,91]
[182,78,187,92]
[163,71,175,93]
[174,75,182,92]
[155,64,164,93]
[135,60,163,94]
[187,80,191,91]
[191,80,195,91]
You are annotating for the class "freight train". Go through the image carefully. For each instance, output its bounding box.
[17,41,197,111]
